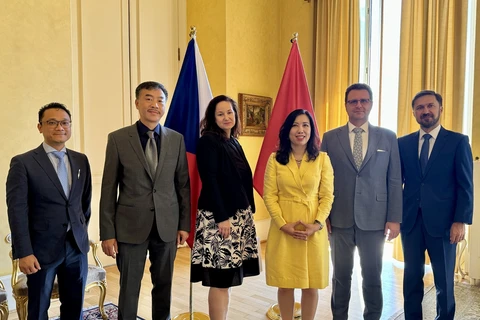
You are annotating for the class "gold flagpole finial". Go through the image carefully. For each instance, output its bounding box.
[189,26,197,39]
[290,32,298,43]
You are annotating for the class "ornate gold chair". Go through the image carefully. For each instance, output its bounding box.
[0,279,8,320]
[5,234,107,320]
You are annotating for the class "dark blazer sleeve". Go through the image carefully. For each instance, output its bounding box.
[454,135,474,224]
[233,139,256,213]
[99,132,120,241]
[6,155,33,259]
[82,154,93,225]
[174,134,191,232]
[197,134,230,223]
[386,129,403,223]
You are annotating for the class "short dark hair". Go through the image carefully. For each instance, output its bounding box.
[38,102,71,123]
[135,81,168,100]
[275,109,320,165]
[200,95,241,138]
[345,83,373,103]
[411,90,443,108]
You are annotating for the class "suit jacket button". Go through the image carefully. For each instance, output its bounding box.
[153,189,156,193]
[150,207,155,211]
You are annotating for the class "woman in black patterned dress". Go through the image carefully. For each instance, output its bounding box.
[190,95,260,320]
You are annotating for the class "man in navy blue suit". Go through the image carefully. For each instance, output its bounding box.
[398,90,473,320]
[7,102,92,320]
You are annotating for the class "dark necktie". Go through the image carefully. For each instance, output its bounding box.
[146,131,158,177]
[419,134,432,175]
[52,151,70,197]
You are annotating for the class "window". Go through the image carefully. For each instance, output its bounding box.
[359,0,476,139]
[359,0,402,132]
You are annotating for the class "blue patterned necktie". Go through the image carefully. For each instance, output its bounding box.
[352,127,364,169]
[52,151,70,197]
[419,134,432,175]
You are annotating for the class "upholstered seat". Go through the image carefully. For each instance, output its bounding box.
[87,265,107,285]
[0,280,8,320]
[6,235,107,320]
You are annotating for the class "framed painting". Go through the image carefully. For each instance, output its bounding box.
[238,93,272,136]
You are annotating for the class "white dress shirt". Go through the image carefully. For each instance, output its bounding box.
[348,121,369,160]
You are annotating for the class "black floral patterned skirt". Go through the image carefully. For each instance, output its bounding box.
[190,207,260,288]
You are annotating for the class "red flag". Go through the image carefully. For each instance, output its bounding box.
[253,41,317,197]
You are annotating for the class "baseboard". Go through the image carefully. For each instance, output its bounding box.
[0,274,14,311]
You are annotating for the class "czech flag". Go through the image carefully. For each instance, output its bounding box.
[165,37,213,248]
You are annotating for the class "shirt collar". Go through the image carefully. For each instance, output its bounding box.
[42,142,67,154]
[137,120,160,137]
[420,124,441,140]
[348,121,369,133]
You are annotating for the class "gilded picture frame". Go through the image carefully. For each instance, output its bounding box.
[238,93,272,136]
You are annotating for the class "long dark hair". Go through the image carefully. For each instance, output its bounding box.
[275,109,320,165]
[200,95,241,138]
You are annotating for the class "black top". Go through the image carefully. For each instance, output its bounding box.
[196,132,255,223]
[136,121,160,153]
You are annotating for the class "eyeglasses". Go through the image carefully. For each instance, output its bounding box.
[347,99,371,106]
[41,120,72,128]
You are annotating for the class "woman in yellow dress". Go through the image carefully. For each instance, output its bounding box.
[264,109,334,320]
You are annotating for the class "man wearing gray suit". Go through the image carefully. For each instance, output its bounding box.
[100,81,190,320]
[320,83,402,320]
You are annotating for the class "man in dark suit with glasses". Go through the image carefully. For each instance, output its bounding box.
[7,102,92,320]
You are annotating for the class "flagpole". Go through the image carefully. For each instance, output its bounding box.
[291,32,298,43]
[172,25,210,320]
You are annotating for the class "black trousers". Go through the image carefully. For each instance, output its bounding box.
[116,227,177,320]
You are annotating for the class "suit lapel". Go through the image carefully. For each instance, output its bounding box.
[155,126,168,181]
[337,124,358,170]
[408,131,422,176]
[286,154,305,192]
[66,149,78,196]
[32,145,68,200]
[127,125,152,179]
[424,127,449,177]
[361,124,379,170]
[298,153,310,182]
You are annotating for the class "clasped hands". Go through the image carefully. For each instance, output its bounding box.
[280,220,321,241]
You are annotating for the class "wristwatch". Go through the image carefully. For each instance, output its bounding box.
[314,220,324,230]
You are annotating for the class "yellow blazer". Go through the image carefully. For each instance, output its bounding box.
[263,152,334,288]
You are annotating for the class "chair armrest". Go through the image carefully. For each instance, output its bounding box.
[89,240,103,268]
[6,234,20,289]
[11,253,20,288]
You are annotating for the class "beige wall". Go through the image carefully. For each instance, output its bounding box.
[0,0,185,275]
[0,1,74,275]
